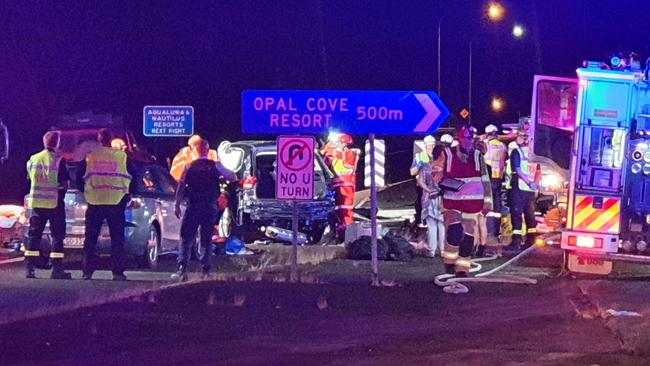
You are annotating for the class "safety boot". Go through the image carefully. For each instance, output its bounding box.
[26,263,36,279]
[50,260,72,280]
[171,265,188,282]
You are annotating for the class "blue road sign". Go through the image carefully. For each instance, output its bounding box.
[241,90,449,135]
[143,105,194,137]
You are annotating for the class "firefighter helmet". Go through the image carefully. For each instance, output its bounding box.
[440,134,454,145]
[423,135,436,145]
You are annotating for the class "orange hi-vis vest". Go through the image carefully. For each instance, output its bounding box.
[332,149,358,188]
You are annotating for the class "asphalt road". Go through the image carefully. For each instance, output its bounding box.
[2,245,650,365]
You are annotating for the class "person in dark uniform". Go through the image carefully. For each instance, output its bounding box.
[173,138,237,281]
[25,131,72,279]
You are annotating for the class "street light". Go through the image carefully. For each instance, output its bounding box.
[487,2,505,22]
[512,24,525,38]
[491,97,505,112]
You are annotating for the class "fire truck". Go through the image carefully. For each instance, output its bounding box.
[553,62,650,275]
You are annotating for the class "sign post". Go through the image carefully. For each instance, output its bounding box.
[276,136,315,281]
[369,134,379,286]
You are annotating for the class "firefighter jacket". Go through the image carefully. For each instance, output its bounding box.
[485,138,507,179]
[83,147,132,205]
[26,150,62,209]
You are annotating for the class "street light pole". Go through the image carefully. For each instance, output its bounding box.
[437,18,442,96]
[468,41,473,124]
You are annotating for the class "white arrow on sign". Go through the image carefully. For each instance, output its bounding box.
[413,94,442,133]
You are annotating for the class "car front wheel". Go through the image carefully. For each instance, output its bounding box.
[137,225,160,269]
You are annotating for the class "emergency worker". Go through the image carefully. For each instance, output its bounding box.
[416,136,445,257]
[436,126,492,294]
[410,135,436,230]
[482,124,508,248]
[173,139,237,281]
[331,133,359,238]
[508,129,539,250]
[170,134,218,181]
[24,132,71,279]
[79,129,134,281]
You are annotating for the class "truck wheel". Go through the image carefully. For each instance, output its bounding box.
[137,225,160,269]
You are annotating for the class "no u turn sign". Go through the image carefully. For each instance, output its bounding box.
[276,136,315,201]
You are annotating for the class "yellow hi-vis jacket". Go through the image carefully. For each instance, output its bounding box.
[485,139,507,179]
[515,147,536,192]
[83,147,132,205]
[26,150,62,209]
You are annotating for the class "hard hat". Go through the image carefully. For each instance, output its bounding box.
[339,133,353,145]
[188,134,202,147]
[440,134,454,144]
[485,124,498,134]
[423,135,436,145]
[111,138,126,150]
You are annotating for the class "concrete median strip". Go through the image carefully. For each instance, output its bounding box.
[0,256,24,265]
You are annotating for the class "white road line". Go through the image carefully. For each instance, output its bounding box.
[0,257,24,265]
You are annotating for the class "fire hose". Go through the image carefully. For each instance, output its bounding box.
[434,244,539,290]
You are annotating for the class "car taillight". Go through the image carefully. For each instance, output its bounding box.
[567,235,603,249]
[242,176,257,190]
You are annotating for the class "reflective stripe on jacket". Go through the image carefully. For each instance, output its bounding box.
[27,150,61,209]
[485,139,507,179]
[516,147,536,192]
[84,147,132,205]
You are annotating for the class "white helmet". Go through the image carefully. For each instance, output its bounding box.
[423,135,436,145]
[485,124,498,134]
[440,134,454,144]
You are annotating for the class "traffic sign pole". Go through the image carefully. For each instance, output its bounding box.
[291,200,298,282]
[369,133,379,286]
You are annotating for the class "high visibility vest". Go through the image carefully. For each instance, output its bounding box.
[485,139,507,179]
[170,147,218,181]
[516,147,536,192]
[84,147,132,205]
[332,149,358,187]
[26,150,62,209]
[442,147,486,214]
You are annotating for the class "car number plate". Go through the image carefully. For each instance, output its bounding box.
[63,237,84,248]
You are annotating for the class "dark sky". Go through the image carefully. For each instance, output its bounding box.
[1,0,649,202]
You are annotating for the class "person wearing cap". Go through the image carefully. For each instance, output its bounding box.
[507,129,539,251]
[24,131,72,279]
[169,134,218,181]
[478,124,508,255]
[409,135,436,233]
[436,125,492,294]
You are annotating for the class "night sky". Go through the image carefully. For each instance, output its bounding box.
[1,0,649,202]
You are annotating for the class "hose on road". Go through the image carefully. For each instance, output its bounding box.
[434,245,539,289]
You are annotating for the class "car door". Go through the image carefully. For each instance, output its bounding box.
[149,166,182,249]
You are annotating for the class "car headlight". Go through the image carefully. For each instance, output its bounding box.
[541,174,563,190]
